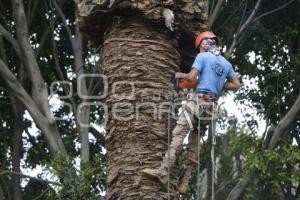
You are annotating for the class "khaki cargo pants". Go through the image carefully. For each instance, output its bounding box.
[161,93,217,182]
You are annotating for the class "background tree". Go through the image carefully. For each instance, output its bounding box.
[0,0,106,198]
[0,0,299,199]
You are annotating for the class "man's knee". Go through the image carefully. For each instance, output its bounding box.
[172,123,190,136]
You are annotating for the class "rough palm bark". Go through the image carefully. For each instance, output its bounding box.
[77,0,208,198]
[104,18,180,199]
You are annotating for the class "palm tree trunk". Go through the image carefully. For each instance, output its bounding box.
[104,17,180,199]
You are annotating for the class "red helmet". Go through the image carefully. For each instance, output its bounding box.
[195,31,218,50]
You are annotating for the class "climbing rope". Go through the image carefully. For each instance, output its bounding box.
[211,102,217,200]
[166,78,177,200]
[167,101,171,200]
[196,94,202,199]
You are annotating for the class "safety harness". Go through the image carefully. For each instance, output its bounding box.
[167,78,218,200]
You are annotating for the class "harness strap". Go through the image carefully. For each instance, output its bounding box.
[181,99,197,131]
[183,109,194,130]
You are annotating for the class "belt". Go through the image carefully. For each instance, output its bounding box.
[197,92,218,100]
[186,92,218,102]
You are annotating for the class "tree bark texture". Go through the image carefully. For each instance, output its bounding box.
[103,18,180,199]
[74,20,91,162]
[11,101,23,200]
[77,0,208,49]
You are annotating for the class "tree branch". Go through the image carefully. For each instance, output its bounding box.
[32,187,51,200]
[0,184,4,200]
[24,127,38,147]
[208,0,224,30]
[215,0,245,33]
[27,0,41,28]
[226,169,255,200]
[0,177,10,200]
[10,94,24,200]
[262,125,274,149]
[228,0,262,53]
[227,94,300,199]
[11,0,53,119]
[208,0,216,17]
[89,126,105,146]
[51,27,79,131]
[0,36,8,64]
[0,170,58,185]
[261,118,270,142]
[0,24,22,58]
[252,0,296,24]
[35,26,52,57]
[238,0,261,35]
[236,0,248,34]
[269,94,300,148]
[53,0,91,162]
[51,0,76,50]
[0,58,67,155]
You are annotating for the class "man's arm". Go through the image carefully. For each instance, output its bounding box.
[224,76,240,90]
[175,69,198,81]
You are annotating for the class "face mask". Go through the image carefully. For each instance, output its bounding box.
[201,39,220,55]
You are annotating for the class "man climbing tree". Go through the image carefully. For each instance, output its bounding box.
[77,1,209,198]
[141,31,241,193]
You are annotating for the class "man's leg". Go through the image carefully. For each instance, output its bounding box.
[178,101,211,193]
[141,99,197,184]
[161,99,199,175]
[160,117,191,175]
[141,111,192,184]
[178,131,198,193]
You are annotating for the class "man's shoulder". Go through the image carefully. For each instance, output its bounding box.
[196,52,215,61]
[218,55,232,66]
[199,52,213,57]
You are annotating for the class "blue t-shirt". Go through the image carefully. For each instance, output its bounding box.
[192,52,236,97]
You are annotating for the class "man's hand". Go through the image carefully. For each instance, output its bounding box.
[175,72,183,79]
[175,69,198,80]
[224,76,240,90]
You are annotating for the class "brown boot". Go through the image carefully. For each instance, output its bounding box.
[178,180,189,194]
[140,168,168,185]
